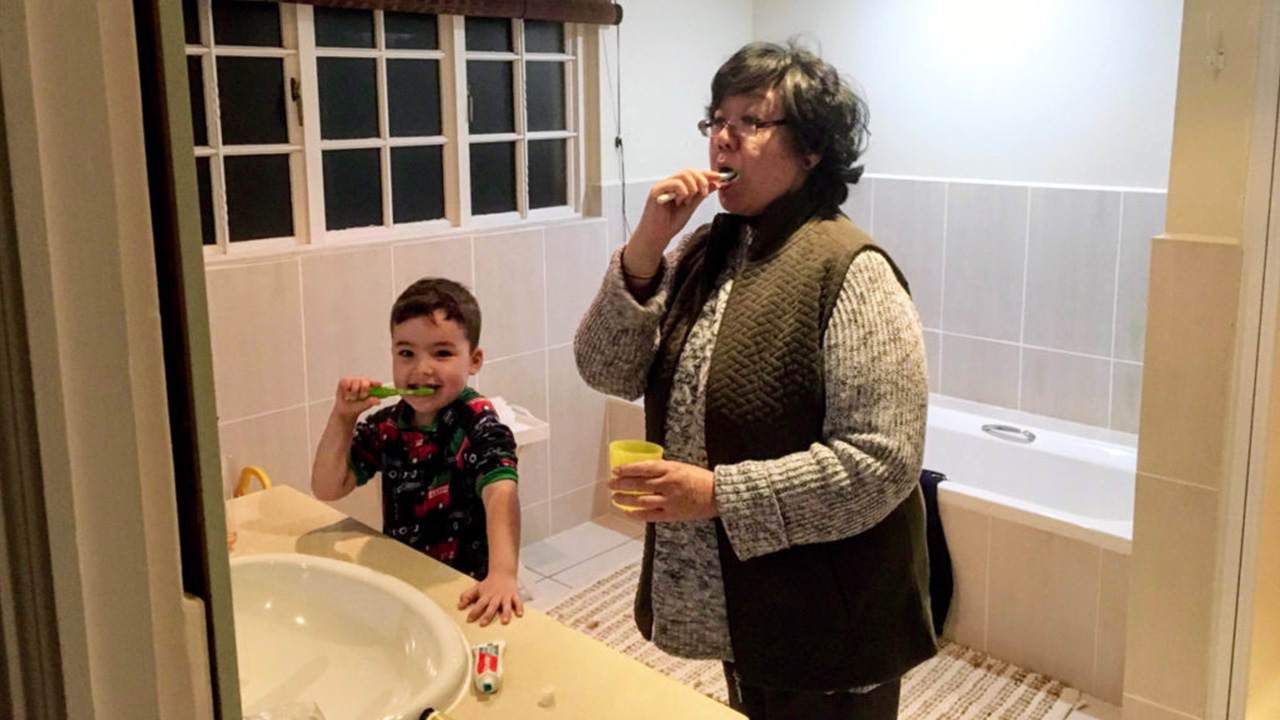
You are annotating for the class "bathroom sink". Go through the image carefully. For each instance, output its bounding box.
[230,554,469,720]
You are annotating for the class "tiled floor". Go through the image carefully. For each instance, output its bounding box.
[522,518,1124,720]
[522,514,644,611]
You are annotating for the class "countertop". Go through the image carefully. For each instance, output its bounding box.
[228,485,741,720]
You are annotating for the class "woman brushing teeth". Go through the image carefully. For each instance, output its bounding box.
[575,41,932,720]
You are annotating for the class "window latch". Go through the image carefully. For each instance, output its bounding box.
[290,77,303,126]
[467,89,474,125]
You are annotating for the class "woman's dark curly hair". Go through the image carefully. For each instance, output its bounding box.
[709,41,869,209]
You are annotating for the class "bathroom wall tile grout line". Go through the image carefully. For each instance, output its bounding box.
[540,228,555,537]
[219,401,315,427]
[934,329,1122,364]
[1107,194,1125,429]
[938,182,949,356]
[609,173,1169,196]
[1090,547,1103,696]
[1018,189,1031,411]
[982,514,992,651]
[296,259,316,465]
[486,346,551,365]
[1138,470,1219,494]
[868,177,876,237]
[1122,693,1203,720]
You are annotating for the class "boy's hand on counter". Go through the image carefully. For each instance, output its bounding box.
[459,570,524,626]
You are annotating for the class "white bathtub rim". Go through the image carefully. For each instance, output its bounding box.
[928,393,1137,451]
[938,482,1133,555]
[927,405,1136,474]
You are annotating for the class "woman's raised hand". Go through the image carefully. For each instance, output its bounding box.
[623,169,726,277]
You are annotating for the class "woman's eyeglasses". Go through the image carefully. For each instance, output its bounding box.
[698,116,788,138]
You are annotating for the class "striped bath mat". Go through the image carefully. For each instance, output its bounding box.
[546,561,1081,720]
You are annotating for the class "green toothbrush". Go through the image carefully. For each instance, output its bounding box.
[367,385,436,398]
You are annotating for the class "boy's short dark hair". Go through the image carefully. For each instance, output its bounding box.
[390,278,481,348]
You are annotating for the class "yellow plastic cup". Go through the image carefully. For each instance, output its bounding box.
[608,440,663,509]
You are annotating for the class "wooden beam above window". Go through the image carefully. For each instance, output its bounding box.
[235,0,623,25]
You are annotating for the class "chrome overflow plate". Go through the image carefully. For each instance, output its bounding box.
[981,423,1036,444]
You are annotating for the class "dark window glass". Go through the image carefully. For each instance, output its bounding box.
[196,157,216,245]
[314,6,374,48]
[525,62,566,132]
[391,146,444,223]
[317,57,378,140]
[470,142,516,215]
[323,149,383,230]
[465,17,512,52]
[387,60,441,137]
[224,154,293,241]
[187,56,208,146]
[216,57,288,145]
[467,61,513,134]
[524,21,564,53]
[211,0,281,47]
[528,139,567,209]
[386,13,438,50]
[183,0,201,45]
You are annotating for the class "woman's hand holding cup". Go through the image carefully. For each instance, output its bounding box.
[608,440,718,522]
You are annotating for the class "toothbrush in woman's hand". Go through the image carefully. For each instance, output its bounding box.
[367,386,435,398]
[656,169,738,205]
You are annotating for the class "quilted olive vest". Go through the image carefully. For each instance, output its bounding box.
[637,192,937,690]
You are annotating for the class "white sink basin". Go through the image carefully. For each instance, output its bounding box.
[230,554,469,720]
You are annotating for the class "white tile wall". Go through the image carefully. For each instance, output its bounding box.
[937,505,1129,703]
[922,330,941,392]
[1126,475,1217,717]
[1096,551,1130,705]
[929,444,1137,704]
[477,349,549,424]
[209,218,614,546]
[1024,188,1122,357]
[939,334,1020,409]
[521,500,553,546]
[836,176,1162,434]
[873,178,947,329]
[937,503,989,651]
[597,176,1159,435]
[943,183,1028,342]
[1020,347,1112,427]
[545,220,609,347]
[547,344,608,499]
[987,519,1101,694]
[840,178,873,232]
[1110,362,1143,434]
[205,259,307,422]
[1115,193,1166,362]
[218,405,311,498]
[474,228,547,361]
[301,248,394,403]
[392,236,474,292]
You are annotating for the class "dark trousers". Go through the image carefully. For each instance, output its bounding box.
[723,663,901,720]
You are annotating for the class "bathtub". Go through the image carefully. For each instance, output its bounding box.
[924,400,1136,555]
[923,396,1136,704]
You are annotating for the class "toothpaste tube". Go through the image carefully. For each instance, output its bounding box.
[472,641,504,694]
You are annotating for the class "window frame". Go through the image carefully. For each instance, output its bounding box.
[191,3,585,260]
[190,0,308,256]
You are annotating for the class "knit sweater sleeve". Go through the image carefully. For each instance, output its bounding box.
[573,231,701,400]
[714,250,929,561]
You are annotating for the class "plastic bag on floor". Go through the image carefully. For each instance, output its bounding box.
[244,702,327,720]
